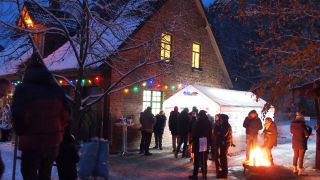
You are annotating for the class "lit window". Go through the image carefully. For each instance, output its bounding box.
[143,90,163,115]
[161,33,172,62]
[192,43,201,69]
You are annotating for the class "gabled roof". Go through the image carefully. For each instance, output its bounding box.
[22,1,79,32]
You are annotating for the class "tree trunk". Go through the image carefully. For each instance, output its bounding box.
[315,98,320,170]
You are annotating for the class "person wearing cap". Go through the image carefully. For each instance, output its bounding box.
[290,112,312,175]
[0,78,11,178]
[262,117,277,165]
[243,110,263,161]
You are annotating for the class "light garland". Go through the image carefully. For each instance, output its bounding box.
[122,80,189,94]
[11,76,103,87]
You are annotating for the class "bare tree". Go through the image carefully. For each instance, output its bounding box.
[0,0,189,138]
[210,0,320,110]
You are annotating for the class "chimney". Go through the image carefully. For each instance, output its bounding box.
[49,0,60,10]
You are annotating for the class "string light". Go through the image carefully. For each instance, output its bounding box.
[164,85,168,90]
[133,85,139,92]
[178,84,183,88]
[88,80,92,85]
[124,88,129,94]
[156,83,161,88]
[142,82,147,87]
[170,85,176,90]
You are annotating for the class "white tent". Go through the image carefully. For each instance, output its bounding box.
[163,85,275,135]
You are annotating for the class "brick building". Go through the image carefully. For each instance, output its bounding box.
[0,0,232,151]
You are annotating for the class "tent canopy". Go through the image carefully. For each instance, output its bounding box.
[164,85,272,115]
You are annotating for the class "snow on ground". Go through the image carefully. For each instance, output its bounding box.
[0,120,319,179]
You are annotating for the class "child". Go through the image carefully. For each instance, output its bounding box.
[56,126,80,180]
[262,117,278,165]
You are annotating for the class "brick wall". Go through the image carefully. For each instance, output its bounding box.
[108,0,231,151]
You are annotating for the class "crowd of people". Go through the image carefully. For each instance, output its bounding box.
[139,105,314,179]
[0,53,316,180]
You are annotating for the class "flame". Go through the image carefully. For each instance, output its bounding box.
[19,7,34,28]
[246,147,271,167]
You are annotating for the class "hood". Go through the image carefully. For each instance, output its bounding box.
[22,54,56,85]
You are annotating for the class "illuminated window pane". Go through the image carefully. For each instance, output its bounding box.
[192,43,201,69]
[161,33,172,62]
[142,90,163,115]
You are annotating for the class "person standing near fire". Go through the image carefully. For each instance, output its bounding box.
[290,112,312,175]
[243,110,263,161]
[213,114,234,179]
[262,117,277,165]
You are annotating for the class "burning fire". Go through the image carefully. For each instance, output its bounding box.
[246,147,271,167]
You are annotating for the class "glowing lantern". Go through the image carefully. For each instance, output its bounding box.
[19,7,34,28]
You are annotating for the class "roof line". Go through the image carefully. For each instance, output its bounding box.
[194,0,233,88]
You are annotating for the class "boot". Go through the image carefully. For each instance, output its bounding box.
[292,166,298,174]
[298,168,303,176]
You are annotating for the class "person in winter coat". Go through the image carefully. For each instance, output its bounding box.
[262,117,277,165]
[175,108,190,158]
[188,110,212,180]
[56,126,80,180]
[153,111,167,150]
[188,111,198,160]
[0,78,11,178]
[169,106,180,152]
[243,110,263,160]
[0,104,12,141]
[213,114,233,179]
[139,107,156,156]
[11,54,70,180]
[290,112,312,175]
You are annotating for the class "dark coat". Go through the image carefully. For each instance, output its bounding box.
[56,128,79,180]
[11,61,69,152]
[263,122,278,148]
[169,111,179,135]
[290,120,312,150]
[154,114,166,134]
[140,109,155,133]
[192,116,212,153]
[243,117,263,137]
[213,122,233,147]
[178,110,190,135]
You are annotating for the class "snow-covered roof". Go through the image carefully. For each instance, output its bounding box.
[0,0,163,76]
[193,85,268,107]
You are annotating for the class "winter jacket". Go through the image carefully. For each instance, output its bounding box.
[169,111,179,135]
[263,122,278,148]
[140,109,155,133]
[213,121,233,147]
[154,114,166,134]
[178,110,190,135]
[191,116,212,153]
[11,59,70,153]
[290,120,312,150]
[243,117,263,137]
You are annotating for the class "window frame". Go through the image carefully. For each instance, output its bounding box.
[143,90,163,115]
[192,42,202,70]
[160,33,173,63]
